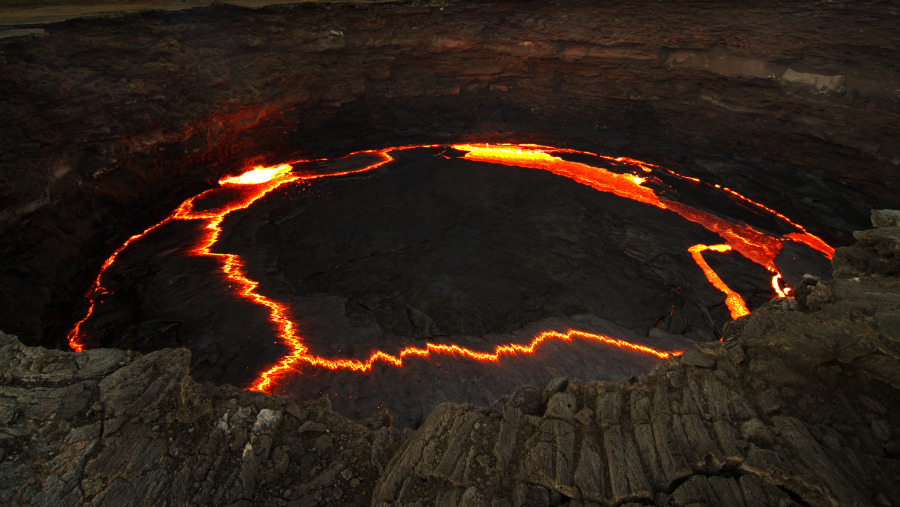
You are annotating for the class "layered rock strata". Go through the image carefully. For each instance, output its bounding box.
[2,210,898,505]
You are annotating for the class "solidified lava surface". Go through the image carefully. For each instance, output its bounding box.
[66,143,833,426]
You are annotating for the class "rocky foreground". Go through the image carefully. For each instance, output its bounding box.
[0,211,897,505]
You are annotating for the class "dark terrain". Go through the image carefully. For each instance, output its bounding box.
[0,0,898,504]
[1,211,898,505]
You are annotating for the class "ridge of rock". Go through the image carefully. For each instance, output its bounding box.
[2,214,899,505]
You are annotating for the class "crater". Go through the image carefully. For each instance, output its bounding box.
[66,143,831,425]
[0,0,896,427]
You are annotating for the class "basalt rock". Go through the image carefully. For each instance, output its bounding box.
[0,331,401,505]
[832,215,900,279]
[2,216,899,505]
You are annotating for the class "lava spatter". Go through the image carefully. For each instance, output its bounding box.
[66,142,833,396]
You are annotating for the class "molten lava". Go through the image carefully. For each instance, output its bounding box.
[687,244,750,320]
[252,329,676,393]
[219,163,292,185]
[453,144,664,208]
[67,142,833,396]
[452,143,832,319]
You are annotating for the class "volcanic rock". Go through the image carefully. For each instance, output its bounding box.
[872,209,900,229]
[2,215,899,505]
[1,0,899,504]
[793,274,834,313]
[375,226,900,504]
[832,212,900,279]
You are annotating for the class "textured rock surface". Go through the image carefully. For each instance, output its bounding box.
[2,218,899,505]
[0,333,401,505]
[1,1,899,502]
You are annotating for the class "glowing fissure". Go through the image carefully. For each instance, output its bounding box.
[66,220,169,352]
[452,143,831,319]
[687,244,750,320]
[252,329,675,393]
[784,231,835,259]
[67,142,832,395]
[771,272,791,298]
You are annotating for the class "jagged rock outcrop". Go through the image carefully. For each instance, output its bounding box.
[833,209,900,280]
[0,335,408,505]
[2,213,899,505]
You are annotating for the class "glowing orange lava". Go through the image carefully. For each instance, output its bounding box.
[450,143,831,318]
[252,329,676,393]
[454,144,664,208]
[66,220,170,352]
[66,142,833,396]
[687,244,750,320]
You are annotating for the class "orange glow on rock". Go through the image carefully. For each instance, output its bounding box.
[66,142,832,400]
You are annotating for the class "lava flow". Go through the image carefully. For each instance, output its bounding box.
[453,143,833,318]
[67,142,833,396]
[687,244,750,320]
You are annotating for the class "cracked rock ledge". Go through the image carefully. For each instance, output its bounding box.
[2,210,899,506]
